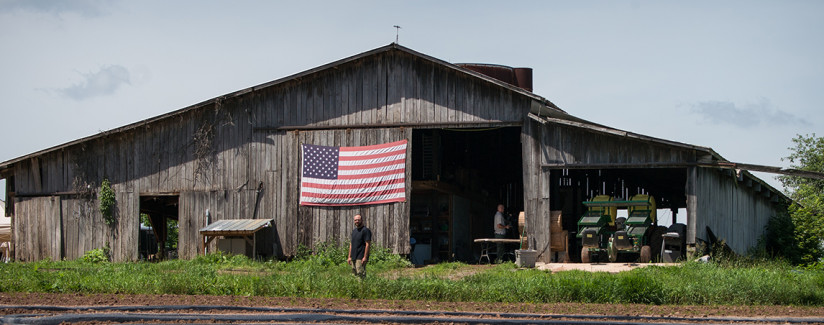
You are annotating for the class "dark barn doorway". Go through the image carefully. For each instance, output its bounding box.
[139,195,179,260]
[550,168,689,262]
[409,127,523,264]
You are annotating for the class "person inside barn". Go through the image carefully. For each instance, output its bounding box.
[494,204,511,263]
[348,214,372,278]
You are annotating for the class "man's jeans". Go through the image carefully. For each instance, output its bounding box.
[495,234,506,263]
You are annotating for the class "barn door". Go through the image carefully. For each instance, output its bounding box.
[13,196,62,261]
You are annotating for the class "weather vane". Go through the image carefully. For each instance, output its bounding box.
[393,25,401,44]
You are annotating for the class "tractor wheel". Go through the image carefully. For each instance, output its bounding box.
[640,245,651,263]
[608,240,618,263]
[581,247,591,263]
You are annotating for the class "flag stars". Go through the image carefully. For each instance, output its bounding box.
[302,144,339,179]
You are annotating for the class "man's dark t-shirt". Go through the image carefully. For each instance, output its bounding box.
[350,226,372,260]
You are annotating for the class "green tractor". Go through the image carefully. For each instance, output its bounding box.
[577,194,657,263]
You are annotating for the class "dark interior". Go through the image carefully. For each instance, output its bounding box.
[409,127,523,264]
[139,195,179,260]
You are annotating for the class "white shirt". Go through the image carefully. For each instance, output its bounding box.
[494,211,506,235]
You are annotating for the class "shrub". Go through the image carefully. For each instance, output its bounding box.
[98,179,116,225]
[82,246,110,263]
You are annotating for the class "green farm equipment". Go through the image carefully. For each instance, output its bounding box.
[577,194,657,263]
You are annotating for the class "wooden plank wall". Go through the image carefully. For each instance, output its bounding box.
[13,196,61,261]
[693,168,777,254]
[8,48,532,261]
[541,124,696,165]
[685,166,698,245]
[522,119,553,262]
[244,50,527,256]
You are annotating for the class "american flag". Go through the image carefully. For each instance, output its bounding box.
[300,139,408,206]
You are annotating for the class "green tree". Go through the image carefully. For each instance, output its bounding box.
[778,134,824,264]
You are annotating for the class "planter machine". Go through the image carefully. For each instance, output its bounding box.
[577,194,657,263]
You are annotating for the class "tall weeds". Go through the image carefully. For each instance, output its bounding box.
[1,244,823,306]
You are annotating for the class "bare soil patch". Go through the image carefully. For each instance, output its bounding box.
[2,292,824,319]
[536,262,679,273]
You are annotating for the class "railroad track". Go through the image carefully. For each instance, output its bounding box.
[2,305,823,324]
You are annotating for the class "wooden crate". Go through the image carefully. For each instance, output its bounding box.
[550,230,568,251]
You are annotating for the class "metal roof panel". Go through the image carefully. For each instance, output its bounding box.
[199,219,273,234]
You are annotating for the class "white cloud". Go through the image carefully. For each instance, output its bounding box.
[57,65,131,101]
[687,98,812,129]
[0,0,113,18]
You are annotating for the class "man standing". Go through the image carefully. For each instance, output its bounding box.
[348,214,372,278]
[494,204,510,263]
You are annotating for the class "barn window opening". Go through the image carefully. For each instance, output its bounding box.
[410,127,523,265]
[139,195,179,260]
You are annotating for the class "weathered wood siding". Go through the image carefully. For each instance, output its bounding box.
[9,48,534,261]
[692,168,777,253]
[521,119,552,262]
[13,196,61,261]
[541,124,697,165]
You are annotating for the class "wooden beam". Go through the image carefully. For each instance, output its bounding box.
[541,161,824,180]
[138,192,180,196]
[203,235,216,255]
[542,162,694,169]
[263,121,523,132]
[12,191,82,198]
[702,162,824,180]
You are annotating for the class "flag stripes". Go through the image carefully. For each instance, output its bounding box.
[300,139,408,206]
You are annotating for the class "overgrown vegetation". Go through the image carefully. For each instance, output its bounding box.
[98,179,116,225]
[2,243,823,306]
[81,245,110,263]
[777,134,824,265]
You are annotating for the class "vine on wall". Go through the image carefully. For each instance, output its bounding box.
[99,179,116,225]
[193,121,215,184]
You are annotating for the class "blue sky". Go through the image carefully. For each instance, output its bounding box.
[1,0,822,201]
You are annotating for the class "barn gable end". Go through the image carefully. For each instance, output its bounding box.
[0,43,789,263]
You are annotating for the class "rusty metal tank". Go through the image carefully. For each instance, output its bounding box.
[455,63,533,92]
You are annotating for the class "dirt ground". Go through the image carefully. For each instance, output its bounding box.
[535,261,678,273]
[2,291,824,319]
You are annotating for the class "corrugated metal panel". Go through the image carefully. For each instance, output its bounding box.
[199,219,273,234]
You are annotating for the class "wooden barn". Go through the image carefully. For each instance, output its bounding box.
[0,43,788,263]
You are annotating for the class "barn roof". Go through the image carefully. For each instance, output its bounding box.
[0,43,559,172]
[0,43,791,202]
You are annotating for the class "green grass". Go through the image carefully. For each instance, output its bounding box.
[2,247,823,306]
